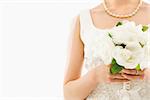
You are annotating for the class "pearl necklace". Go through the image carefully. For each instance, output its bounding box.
[102,0,143,18]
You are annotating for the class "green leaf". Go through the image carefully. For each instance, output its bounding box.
[108,32,112,38]
[110,58,124,74]
[111,58,116,65]
[110,64,124,74]
[116,22,123,27]
[139,42,144,48]
[142,25,149,32]
[136,64,141,71]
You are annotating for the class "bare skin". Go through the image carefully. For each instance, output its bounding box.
[63,0,150,100]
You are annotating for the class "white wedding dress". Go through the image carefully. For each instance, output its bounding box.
[79,10,150,100]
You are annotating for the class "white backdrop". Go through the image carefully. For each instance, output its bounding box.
[0,0,150,100]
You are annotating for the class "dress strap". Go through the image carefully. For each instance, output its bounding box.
[79,9,93,33]
[79,10,93,43]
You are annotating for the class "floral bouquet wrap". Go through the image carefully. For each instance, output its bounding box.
[92,20,150,74]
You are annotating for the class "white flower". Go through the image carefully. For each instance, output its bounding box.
[92,33,115,65]
[112,42,144,69]
[110,21,138,45]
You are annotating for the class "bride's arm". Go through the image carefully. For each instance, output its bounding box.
[63,16,99,100]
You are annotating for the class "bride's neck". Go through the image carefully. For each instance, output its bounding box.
[105,0,140,9]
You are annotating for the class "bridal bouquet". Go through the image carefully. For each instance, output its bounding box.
[92,21,150,74]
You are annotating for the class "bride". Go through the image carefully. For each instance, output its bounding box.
[63,0,150,100]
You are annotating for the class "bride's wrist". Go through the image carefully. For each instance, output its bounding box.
[87,67,101,86]
[93,66,105,84]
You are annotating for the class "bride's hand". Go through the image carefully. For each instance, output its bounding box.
[121,68,145,81]
[94,64,129,84]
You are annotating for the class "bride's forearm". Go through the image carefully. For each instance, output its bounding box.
[63,68,99,100]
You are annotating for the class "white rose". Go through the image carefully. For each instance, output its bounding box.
[110,21,138,45]
[92,33,115,65]
[112,42,144,69]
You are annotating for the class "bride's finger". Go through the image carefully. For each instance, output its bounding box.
[122,69,144,75]
[109,74,125,79]
[108,78,129,83]
[122,73,144,80]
